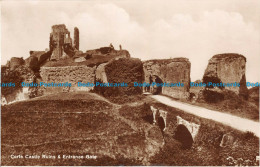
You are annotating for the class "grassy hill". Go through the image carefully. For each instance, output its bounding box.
[1,92,259,166]
[1,92,159,166]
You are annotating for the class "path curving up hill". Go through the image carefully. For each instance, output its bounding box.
[151,95,260,137]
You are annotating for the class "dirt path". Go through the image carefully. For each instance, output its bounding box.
[151,95,260,137]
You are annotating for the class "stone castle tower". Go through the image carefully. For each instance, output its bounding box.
[74,27,79,50]
[49,24,79,60]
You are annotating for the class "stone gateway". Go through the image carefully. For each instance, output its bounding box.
[143,58,191,99]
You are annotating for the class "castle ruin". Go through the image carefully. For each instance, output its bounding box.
[2,24,251,104]
[49,24,79,60]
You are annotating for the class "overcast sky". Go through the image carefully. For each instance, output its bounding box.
[1,0,260,82]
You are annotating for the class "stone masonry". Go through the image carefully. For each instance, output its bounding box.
[40,66,96,94]
[143,58,191,99]
[49,24,76,60]
[203,53,248,97]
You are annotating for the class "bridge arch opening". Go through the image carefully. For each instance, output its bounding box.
[158,116,165,132]
[153,75,163,95]
[174,124,193,149]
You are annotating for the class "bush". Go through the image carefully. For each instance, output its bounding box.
[94,58,144,97]
[243,131,256,140]
[1,68,23,97]
[202,89,224,103]
[85,54,92,59]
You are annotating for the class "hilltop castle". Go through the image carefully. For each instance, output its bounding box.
[4,24,130,71]
[2,24,249,107]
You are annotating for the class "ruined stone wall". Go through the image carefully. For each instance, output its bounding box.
[86,48,130,58]
[10,57,25,70]
[143,58,191,99]
[25,51,52,72]
[203,53,248,97]
[40,66,96,94]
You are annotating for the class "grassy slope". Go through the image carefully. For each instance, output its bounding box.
[1,92,259,166]
[190,87,259,121]
[1,92,159,166]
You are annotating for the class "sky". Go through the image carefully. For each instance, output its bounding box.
[1,0,260,82]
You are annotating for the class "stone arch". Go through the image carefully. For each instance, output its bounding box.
[158,116,165,132]
[152,75,163,95]
[176,116,200,141]
[174,124,193,149]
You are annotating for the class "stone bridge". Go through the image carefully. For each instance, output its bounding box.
[150,106,200,148]
[150,95,260,150]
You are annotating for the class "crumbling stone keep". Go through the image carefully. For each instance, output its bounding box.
[49,24,72,60]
